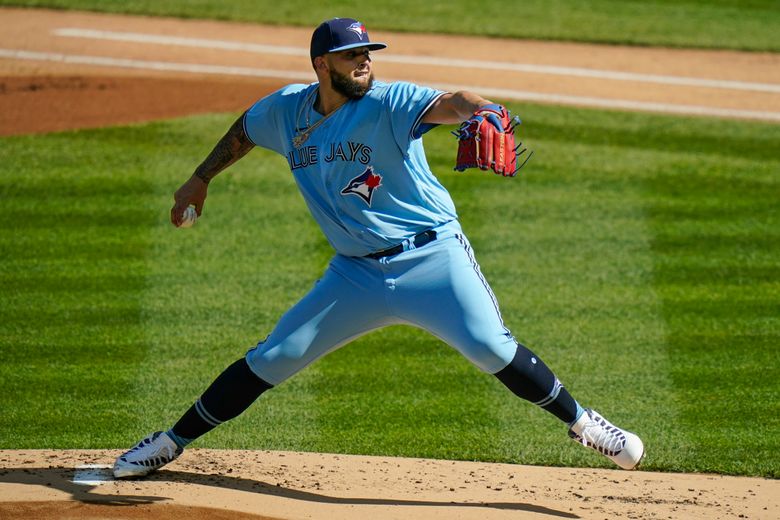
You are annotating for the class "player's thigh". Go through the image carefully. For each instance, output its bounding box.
[396,235,516,373]
[246,256,394,385]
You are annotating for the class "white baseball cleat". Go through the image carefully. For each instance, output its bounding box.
[113,431,183,478]
[568,408,645,470]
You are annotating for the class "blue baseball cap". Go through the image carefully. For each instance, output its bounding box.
[310,18,387,59]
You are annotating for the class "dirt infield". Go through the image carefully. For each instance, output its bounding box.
[1,7,779,136]
[1,7,779,520]
[1,450,778,520]
[0,74,281,136]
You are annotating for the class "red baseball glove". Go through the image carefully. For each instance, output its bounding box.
[453,104,531,177]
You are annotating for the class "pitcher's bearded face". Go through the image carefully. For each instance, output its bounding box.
[326,47,374,99]
[330,68,374,99]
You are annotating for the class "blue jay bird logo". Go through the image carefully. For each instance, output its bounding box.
[347,22,368,39]
[341,166,382,206]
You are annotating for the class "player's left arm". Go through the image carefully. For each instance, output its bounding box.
[421,91,493,125]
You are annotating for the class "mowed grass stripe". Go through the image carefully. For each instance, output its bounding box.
[646,159,779,477]
[516,105,779,475]
[527,107,778,475]
[0,129,158,447]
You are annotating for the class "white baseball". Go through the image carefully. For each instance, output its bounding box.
[180,206,198,228]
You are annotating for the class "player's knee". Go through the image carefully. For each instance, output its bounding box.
[457,336,516,374]
[245,339,313,386]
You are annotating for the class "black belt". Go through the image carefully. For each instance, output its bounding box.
[365,230,438,259]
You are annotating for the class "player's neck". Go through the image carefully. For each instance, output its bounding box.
[314,86,348,116]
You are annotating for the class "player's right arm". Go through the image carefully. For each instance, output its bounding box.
[171,113,255,227]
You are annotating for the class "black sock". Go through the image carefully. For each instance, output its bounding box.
[494,343,580,424]
[170,358,273,445]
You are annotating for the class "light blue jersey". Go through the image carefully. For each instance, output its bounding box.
[244,81,457,257]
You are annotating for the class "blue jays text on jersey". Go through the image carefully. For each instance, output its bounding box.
[243,80,459,257]
[286,141,373,169]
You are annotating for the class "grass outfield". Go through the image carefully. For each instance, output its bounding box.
[1,105,778,478]
[1,0,779,52]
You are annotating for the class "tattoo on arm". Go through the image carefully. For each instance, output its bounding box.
[194,113,254,184]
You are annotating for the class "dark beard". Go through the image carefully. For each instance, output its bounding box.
[329,69,374,99]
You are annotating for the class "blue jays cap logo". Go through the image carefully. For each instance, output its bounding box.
[310,18,387,58]
[341,166,382,206]
[347,22,367,39]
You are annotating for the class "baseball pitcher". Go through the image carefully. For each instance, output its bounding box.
[115,18,643,478]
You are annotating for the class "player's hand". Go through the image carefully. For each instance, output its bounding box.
[171,175,208,227]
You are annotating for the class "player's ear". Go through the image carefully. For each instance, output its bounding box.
[313,55,328,73]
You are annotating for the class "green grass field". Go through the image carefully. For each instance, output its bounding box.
[1,0,778,481]
[1,105,778,477]
[1,0,779,51]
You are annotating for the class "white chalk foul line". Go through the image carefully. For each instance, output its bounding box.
[0,48,315,81]
[55,27,308,57]
[430,81,780,122]
[73,464,113,486]
[1,48,778,122]
[53,27,780,94]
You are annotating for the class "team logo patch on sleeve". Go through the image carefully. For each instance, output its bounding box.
[341,166,382,206]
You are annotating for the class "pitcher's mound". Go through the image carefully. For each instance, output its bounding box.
[1,449,777,520]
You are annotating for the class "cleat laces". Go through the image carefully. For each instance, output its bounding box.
[570,411,626,457]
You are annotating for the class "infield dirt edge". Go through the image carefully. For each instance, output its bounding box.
[1,449,777,520]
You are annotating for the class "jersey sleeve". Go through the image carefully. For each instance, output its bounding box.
[384,82,446,153]
[243,84,308,155]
